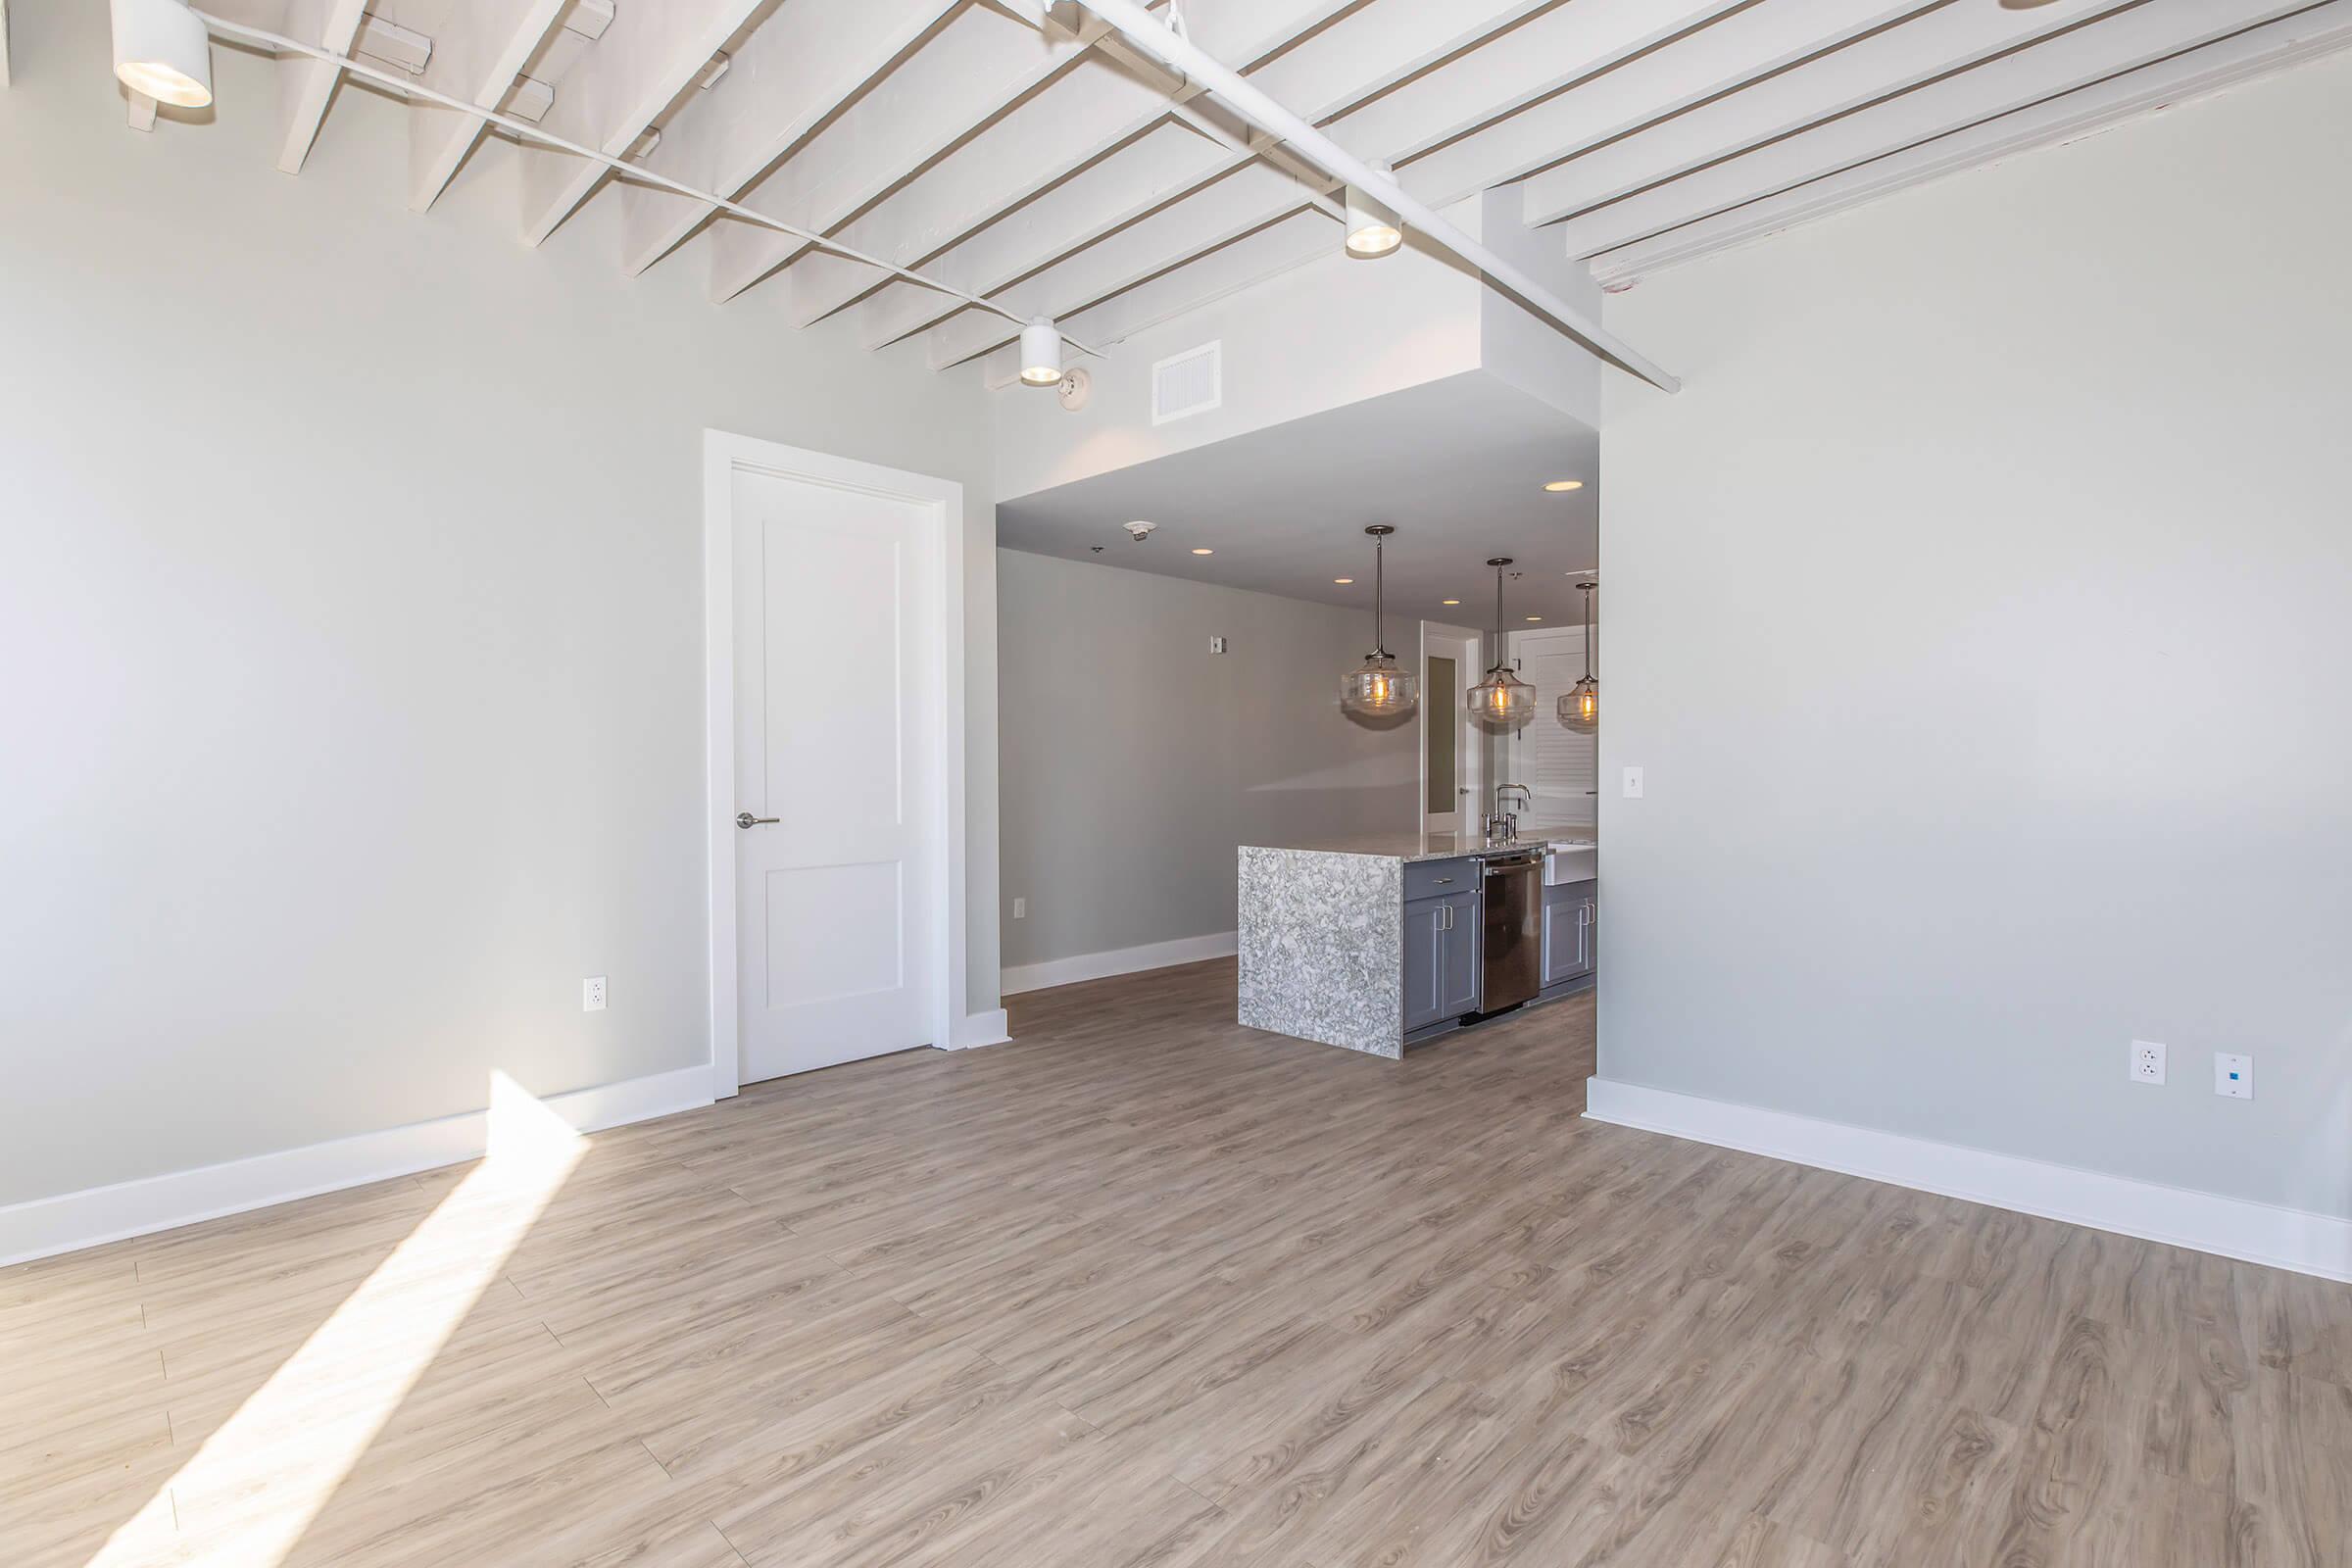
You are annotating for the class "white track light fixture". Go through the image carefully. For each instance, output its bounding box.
[112,0,215,108]
[1344,164,1403,259]
[1019,318,1064,388]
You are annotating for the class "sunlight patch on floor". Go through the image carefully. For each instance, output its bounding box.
[83,1074,587,1568]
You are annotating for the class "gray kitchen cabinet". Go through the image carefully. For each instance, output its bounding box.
[1541,880,1597,989]
[1403,885,1481,1034]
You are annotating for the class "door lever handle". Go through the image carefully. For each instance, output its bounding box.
[735,811,779,829]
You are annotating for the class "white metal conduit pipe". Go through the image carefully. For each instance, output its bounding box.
[178,8,1103,361]
[1069,0,1682,394]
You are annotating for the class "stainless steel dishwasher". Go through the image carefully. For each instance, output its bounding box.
[1480,852,1543,1012]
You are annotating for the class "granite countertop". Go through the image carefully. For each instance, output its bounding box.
[1242,826,1597,864]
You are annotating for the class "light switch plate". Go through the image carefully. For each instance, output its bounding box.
[1622,766,1644,799]
[1012,897,1026,919]
[2214,1052,2252,1099]
[583,976,608,1012]
[1208,636,1227,655]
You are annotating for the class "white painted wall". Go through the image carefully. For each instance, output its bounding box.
[998,550,1420,977]
[990,223,1487,504]
[1597,53,2352,1220]
[0,2,1001,1208]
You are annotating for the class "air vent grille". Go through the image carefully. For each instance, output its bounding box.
[1151,341,1222,425]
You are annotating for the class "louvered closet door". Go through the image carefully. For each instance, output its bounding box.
[1511,629,1598,829]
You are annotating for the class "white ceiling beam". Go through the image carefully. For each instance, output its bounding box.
[851,117,1224,347]
[617,0,958,278]
[1400,0,1922,212]
[704,4,1108,305]
[1586,1,2352,287]
[272,0,368,172]
[781,0,1359,330]
[1521,0,2127,229]
[515,0,768,248]
[918,0,1659,368]
[1551,0,2321,261]
[930,168,1329,367]
[978,209,1335,384]
[407,0,568,213]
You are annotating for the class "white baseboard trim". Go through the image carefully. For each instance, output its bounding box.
[0,1064,715,1269]
[1002,930,1239,997]
[952,1008,1012,1050]
[1583,1077,2352,1284]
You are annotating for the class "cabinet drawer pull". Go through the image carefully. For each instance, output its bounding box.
[1434,876,1452,885]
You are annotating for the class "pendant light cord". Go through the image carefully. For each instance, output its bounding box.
[181,10,1102,358]
[1492,564,1505,674]
[1583,584,1593,681]
[1372,533,1387,659]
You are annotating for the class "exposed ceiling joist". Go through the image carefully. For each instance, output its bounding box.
[1550,0,2319,261]
[407,0,568,213]
[850,117,1227,348]
[617,0,960,278]
[271,0,368,172]
[931,171,1332,368]
[780,0,1361,331]
[982,208,1337,382]
[1521,0,2128,229]
[1586,0,2352,286]
[515,0,767,248]
[705,4,1109,305]
[1398,0,1922,210]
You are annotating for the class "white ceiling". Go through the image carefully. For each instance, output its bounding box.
[997,372,1602,624]
[180,0,2350,385]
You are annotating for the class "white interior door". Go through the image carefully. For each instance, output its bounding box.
[1421,624,1483,835]
[732,466,944,1083]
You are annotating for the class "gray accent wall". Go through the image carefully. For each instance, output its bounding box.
[0,3,1001,1208]
[998,550,1420,974]
[1596,54,2352,1220]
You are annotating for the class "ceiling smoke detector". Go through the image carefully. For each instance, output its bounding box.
[1123,520,1156,542]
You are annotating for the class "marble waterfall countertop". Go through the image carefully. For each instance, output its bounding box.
[1242,827,1597,864]
[1236,830,1598,1059]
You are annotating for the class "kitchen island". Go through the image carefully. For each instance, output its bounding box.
[1237,831,1596,1057]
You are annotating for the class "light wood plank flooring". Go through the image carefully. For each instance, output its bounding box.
[6,958,2348,1566]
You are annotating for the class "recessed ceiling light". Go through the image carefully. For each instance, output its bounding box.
[1442,599,1460,606]
[1191,548,1214,556]
[1544,479,1585,493]
[1525,615,1543,622]
[1334,577,1354,585]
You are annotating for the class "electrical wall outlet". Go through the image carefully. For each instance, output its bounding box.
[1621,766,1644,799]
[2130,1040,2165,1085]
[1209,636,1227,655]
[1012,897,1026,919]
[582,976,608,1012]
[2214,1052,2253,1099]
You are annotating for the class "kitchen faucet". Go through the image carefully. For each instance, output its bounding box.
[1487,783,1533,847]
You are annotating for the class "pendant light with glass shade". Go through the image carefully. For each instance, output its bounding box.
[1468,558,1539,730]
[1558,580,1598,733]
[1340,525,1418,716]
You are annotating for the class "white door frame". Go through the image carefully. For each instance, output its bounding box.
[1418,620,1484,835]
[702,429,968,1101]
